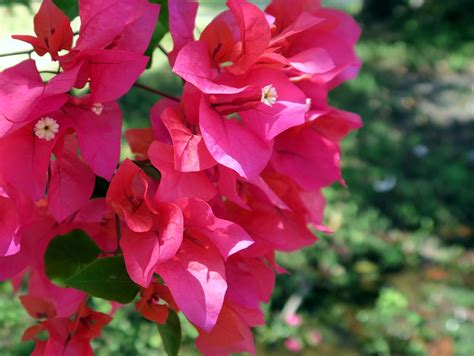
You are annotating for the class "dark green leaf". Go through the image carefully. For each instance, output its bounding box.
[92,175,110,198]
[144,0,169,68]
[53,0,79,20]
[45,230,101,286]
[142,165,161,181]
[65,256,139,304]
[157,309,182,356]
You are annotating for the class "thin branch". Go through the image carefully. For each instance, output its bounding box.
[134,82,180,102]
[0,49,34,58]
[39,70,59,75]
[114,214,122,256]
[1,32,78,58]
[157,44,168,57]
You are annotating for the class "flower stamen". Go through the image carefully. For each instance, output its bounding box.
[34,117,59,141]
[261,84,278,107]
[91,103,104,116]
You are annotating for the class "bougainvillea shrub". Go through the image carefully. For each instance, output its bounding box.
[0,0,361,354]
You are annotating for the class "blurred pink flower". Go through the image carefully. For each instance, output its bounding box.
[308,329,323,345]
[285,313,303,327]
[285,337,303,352]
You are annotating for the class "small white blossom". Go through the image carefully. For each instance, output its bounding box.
[34,117,59,141]
[91,102,104,116]
[261,84,278,107]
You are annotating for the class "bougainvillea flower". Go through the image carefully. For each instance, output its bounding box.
[161,107,216,172]
[0,180,33,257]
[156,238,227,332]
[217,165,251,210]
[173,41,250,95]
[208,68,308,140]
[171,0,273,94]
[175,60,308,179]
[0,60,122,199]
[19,295,57,320]
[60,49,149,104]
[136,282,178,324]
[0,125,57,200]
[28,268,86,318]
[265,0,361,88]
[271,108,362,191]
[174,198,253,259]
[48,135,95,222]
[0,60,72,138]
[76,0,160,54]
[196,302,256,356]
[125,128,154,161]
[61,99,122,180]
[120,202,184,288]
[265,0,322,29]
[0,215,55,282]
[23,318,81,356]
[199,99,272,180]
[12,0,73,59]
[71,303,113,340]
[106,159,154,233]
[0,97,121,201]
[261,170,330,231]
[200,0,271,76]
[309,107,363,141]
[0,195,22,257]
[225,255,275,310]
[168,0,198,65]
[150,97,180,144]
[271,123,342,191]
[149,141,217,202]
[24,305,111,356]
[225,197,317,256]
[66,198,118,253]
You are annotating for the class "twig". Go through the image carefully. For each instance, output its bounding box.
[114,214,122,256]
[39,70,59,75]
[157,44,168,57]
[0,49,34,58]
[134,82,180,102]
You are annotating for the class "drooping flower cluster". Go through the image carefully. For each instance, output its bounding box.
[0,0,361,354]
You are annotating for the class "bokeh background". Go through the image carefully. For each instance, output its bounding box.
[1,0,473,354]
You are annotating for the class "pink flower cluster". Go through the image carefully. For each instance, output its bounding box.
[0,0,361,354]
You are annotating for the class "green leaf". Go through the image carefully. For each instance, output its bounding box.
[92,176,110,198]
[144,0,169,68]
[157,309,182,356]
[65,256,139,304]
[53,0,79,20]
[45,230,101,286]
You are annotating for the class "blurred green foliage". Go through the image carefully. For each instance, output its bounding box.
[1,0,473,355]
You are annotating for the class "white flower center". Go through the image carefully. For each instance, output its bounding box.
[261,84,278,107]
[91,103,104,116]
[34,117,59,141]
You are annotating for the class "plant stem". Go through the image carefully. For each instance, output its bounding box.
[0,49,34,58]
[39,70,59,75]
[134,82,180,102]
[157,44,168,57]
[114,214,122,255]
